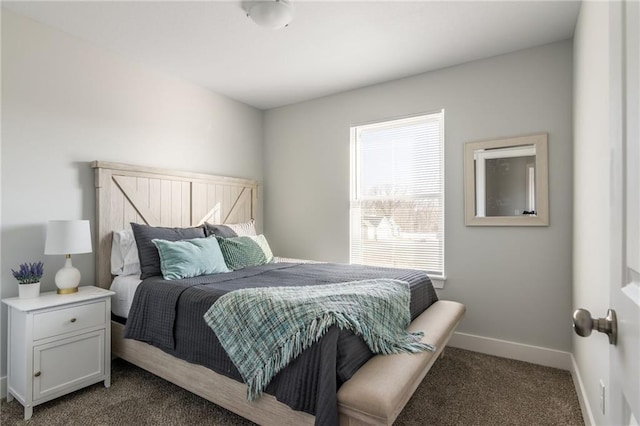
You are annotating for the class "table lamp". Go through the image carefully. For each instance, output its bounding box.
[44,220,92,294]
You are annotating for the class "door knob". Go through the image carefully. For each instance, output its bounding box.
[572,308,617,345]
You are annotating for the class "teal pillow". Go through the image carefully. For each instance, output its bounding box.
[216,234,273,271]
[152,237,229,280]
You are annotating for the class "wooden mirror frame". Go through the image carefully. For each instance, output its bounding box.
[464,133,549,226]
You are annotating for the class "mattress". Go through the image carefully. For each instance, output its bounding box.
[110,274,142,318]
[109,259,304,318]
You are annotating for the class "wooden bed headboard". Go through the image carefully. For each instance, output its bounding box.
[92,161,258,289]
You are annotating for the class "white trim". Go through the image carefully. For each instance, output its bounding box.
[1,375,6,399]
[475,151,486,216]
[430,277,445,289]
[527,164,536,212]
[447,332,571,370]
[570,353,596,426]
[474,145,537,160]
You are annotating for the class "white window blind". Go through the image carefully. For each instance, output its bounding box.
[350,111,445,277]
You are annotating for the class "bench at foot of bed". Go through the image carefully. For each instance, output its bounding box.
[338,300,466,425]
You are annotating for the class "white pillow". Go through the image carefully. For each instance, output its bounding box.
[227,219,257,237]
[110,229,141,276]
[249,234,274,263]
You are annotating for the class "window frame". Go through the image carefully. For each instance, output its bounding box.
[349,110,446,284]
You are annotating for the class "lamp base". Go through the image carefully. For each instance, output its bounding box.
[55,256,81,295]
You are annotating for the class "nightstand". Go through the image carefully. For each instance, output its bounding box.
[2,286,115,420]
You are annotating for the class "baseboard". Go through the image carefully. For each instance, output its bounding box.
[570,353,595,426]
[447,332,572,370]
[1,375,6,400]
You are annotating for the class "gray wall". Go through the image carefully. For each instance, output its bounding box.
[572,2,611,424]
[0,11,263,380]
[264,41,574,351]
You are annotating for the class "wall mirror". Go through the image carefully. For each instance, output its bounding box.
[464,133,549,226]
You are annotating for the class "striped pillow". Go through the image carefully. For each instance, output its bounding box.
[226,219,257,237]
[216,234,273,270]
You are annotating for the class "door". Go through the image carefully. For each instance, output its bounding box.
[33,330,105,402]
[609,1,640,424]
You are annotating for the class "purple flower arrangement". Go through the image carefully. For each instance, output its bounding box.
[11,261,44,284]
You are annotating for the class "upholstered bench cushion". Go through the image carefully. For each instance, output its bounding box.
[337,300,466,425]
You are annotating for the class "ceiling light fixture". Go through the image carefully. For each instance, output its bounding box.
[247,0,293,29]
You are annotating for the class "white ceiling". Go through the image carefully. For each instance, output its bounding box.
[3,1,580,110]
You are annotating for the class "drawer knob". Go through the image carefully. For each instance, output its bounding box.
[34,371,41,377]
[70,318,77,323]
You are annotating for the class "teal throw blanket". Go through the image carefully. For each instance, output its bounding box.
[203,279,434,400]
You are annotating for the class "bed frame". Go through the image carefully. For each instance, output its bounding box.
[92,161,465,425]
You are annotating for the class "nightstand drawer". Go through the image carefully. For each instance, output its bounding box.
[33,301,106,340]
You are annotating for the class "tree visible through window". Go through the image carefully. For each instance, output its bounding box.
[350,111,445,277]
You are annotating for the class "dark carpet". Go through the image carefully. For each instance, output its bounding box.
[1,347,583,425]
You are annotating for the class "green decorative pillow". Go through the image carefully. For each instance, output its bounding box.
[216,234,274,271]
[152,237,229,280]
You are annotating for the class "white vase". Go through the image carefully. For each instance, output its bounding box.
[19,282,40,299]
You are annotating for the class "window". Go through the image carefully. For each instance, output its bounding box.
[350,111,445,278]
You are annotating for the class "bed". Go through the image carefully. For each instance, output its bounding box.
[92,161,465,425]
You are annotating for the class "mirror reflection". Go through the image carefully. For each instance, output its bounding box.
[474,145,536,217]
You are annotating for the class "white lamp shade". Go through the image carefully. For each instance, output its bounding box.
[248,0,293,29]
[44,220,93,255]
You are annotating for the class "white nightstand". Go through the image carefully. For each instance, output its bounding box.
[2,286,115,420]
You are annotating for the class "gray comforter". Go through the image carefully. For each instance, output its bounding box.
[125,262,437,426]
